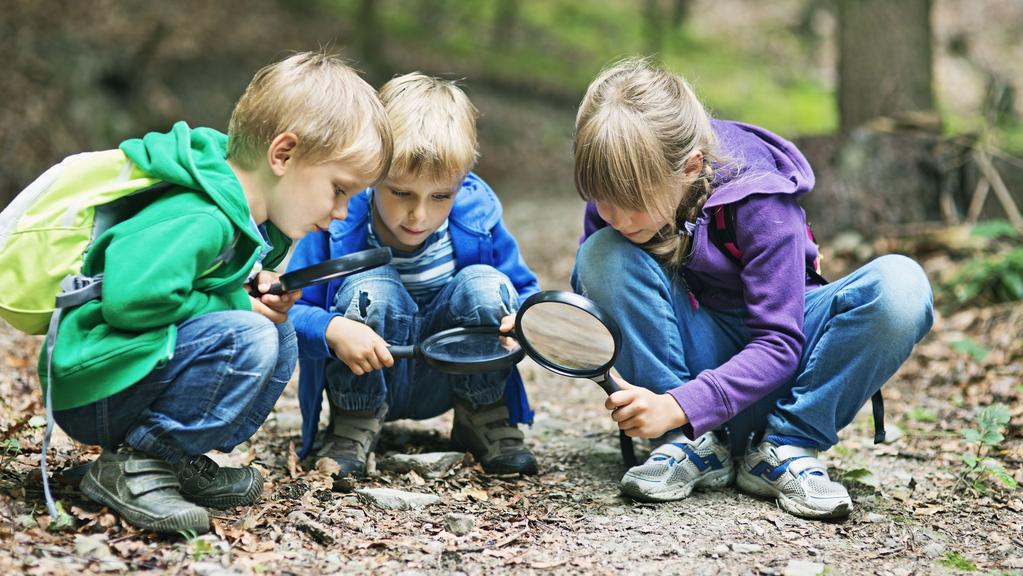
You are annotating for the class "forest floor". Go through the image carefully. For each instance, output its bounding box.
[0,189,1021,576]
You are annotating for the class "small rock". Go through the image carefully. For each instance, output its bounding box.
[880,423,904,444]
[28,415,46,427]
[922,542,946,558]
[444,513,474,536]
[192,562,238,576]
[784,559,825,576]
[377,452,464,479]
[862,512,886,523]
[731,543,763,554]
[356,487,440,510]
[74,534,128,572]
[712,544,730,556]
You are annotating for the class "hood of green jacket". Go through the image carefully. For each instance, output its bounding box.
[119,121,264,247]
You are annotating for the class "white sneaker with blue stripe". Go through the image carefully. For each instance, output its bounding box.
[736,440,852,519]
[619,431,734,501]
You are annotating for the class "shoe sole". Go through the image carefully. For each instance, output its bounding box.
[81,472,209,533]
[736,467,852,519]
[620,466,735,502]
[185,477,264,509]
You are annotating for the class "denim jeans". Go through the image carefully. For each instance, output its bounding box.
[55,310,297,464]
[572,230,934,454]
[324,264,518,420]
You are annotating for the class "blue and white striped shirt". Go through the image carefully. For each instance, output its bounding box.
[365,219,456,304]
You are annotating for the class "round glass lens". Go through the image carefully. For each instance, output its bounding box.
[518,301,615,372]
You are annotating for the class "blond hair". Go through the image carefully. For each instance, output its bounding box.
[574,57,722,269]
[378,72,479,181]
[227,51,393,184]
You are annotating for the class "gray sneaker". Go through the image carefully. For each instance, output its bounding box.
[319,404,388,479]
[736,440,852,519]
[620,431,734,501]
[175,454,263,509]
[451,398,538,475]
[80,447,209,534]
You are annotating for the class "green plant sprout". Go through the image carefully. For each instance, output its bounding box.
[956,404,1017,495]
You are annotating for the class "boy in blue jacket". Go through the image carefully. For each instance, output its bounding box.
[289,73,541,478]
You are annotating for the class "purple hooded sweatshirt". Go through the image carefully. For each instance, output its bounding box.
[581,119,822,439]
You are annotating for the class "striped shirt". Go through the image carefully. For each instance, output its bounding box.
[365,219,456,304]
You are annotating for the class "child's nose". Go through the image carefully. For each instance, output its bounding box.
[331,197,348,221]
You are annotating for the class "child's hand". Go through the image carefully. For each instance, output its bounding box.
[605,375,689,438]
[326,316,394,375]
[248,270,301,324]
[498,313,516,334]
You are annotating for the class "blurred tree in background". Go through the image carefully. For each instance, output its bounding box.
[3,0,1022,234]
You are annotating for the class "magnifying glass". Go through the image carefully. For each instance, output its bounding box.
[251,247,393,295]
[389,326,525,375]
[514,290,638,467]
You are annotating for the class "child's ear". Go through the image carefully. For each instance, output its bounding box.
[683,150,704,178]
[268,132,299,176]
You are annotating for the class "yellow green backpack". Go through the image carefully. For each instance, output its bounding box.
[0,149,175,334]
[0,149,235,520]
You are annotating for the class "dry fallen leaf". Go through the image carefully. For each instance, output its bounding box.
[315,457,341,477]
[461,486,489,502]
[287,441,299,479]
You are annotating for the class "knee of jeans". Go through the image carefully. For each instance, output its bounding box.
[866,254,934,339]
[447,265,517,323]
[574,228,660,303]
[337,267,415,326]
[275,319,299,370]
[228,313,280,375]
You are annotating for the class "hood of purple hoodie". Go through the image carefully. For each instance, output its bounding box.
[702,119,815,210]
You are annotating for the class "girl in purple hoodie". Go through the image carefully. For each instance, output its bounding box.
[572,58,933,519]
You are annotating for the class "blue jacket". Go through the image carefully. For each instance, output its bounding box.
[289,172,539,457]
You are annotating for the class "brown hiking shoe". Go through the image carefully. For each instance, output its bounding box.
[319,404,388,479]
[79,447,209,534]
[451,398,538,475]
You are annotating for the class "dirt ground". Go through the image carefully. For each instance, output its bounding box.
[0,186,1021,576]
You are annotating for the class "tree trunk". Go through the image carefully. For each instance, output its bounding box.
[837,0,935,132]
[492,0,520,49]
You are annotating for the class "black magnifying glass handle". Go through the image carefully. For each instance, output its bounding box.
[596,371,637,467]
[389,345,417,359]
[592,371,621,396]
[247,275,290,296]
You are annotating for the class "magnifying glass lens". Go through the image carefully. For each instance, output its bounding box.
[518,302,615,372]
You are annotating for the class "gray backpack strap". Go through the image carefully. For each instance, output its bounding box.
[41,274,104,519]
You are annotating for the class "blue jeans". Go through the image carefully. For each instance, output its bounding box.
[572,230,934,454]
[55,311,297,464]
[325,264,517,420]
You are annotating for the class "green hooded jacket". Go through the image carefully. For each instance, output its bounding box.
[39,121,291,410]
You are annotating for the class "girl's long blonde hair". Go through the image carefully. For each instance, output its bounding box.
[574,57,722,269]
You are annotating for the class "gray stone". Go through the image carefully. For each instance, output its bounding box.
[862,512,887,523]
[444,513,474,536]
[922,542,946,558]
[192,562,238,576]
[712,544,730,556]
[74,534,128,572]
[377,452,464,479]
[784,559,825,576]
[356,487,441,510]
[730,543,763,554]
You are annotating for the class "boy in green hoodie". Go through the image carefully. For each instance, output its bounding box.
[39,52,393,533]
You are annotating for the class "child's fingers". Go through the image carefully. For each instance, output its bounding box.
[498,314,516,333]
[375,342,394,368]
[610,402,639,423]
[604,389,634,410]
